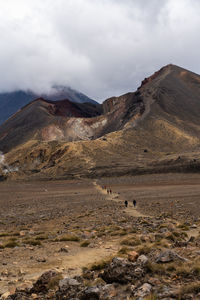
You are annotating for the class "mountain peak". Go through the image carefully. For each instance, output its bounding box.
[138,64,192,90]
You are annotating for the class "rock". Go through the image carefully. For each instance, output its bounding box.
[137,255,148,265]
[156,250,187,263]
[59,247,69,253]
[134,283,152,298]
[159,227,168,233]
[101,257,145,284]
[128,251,139,262]
[191,224,197,229]
[30,270,59,293]
[5,291,30,300]
[36,257,46,263]
[19,231,26,237]
[56,277,83,299]
[1,292,10,300]
[80,286,100,300]
[99,284,117,299]
[187,236,195,243]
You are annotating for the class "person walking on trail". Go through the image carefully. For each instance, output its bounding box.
[133,199,137,207]
[124,200,128,208]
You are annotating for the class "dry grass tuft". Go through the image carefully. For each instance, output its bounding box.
[59,234,80,242]
[80,240,90,247]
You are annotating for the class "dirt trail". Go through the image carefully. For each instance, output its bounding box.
[93,181,149,218]
[21,240,120,286]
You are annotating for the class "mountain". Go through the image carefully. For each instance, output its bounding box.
[0,64,200,180]
[0,86,97,125]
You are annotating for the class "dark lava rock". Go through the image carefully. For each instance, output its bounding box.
[30,270,59,294]
[101,257,145,284]
[6,291,30,300]
[80,286,100,300]
[56,277,84,299]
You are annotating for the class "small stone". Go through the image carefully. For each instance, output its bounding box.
[59,247,69,253]
[134,283,152,298]
[137,255,148,265]
[191,224,197,229]
[36,257,46,263]
[81,286,100,299]
[156,250,187,263]
[59,277,81,289]
[1,292,10,299]
[128,251,139,262]
[20,231,26,236]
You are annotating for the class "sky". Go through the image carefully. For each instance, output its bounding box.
[0,0,200,101]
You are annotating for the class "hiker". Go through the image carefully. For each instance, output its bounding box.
[110,189,112,194]
[107,189,109,194]
[133,199,137,207]
[125,200,128,208]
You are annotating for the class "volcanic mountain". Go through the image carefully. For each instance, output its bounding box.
[0,86,97,125]
[0,64,200,180]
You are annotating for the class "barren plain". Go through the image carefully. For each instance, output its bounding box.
[1,173,200,298]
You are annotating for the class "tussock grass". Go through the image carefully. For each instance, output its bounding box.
[59,234,80,242]
[80,240,90,247]
[0,232,10,237]
[35,234,49,240]
[177,223,190,231]
[137,244,153,255]
[120,237,141,246]
[90,257,112,271]
[47,274,63,290]
[4,240,19,248]
[144,294,157,300]
[180,282,200,295]
[146,261,175,276]
[117,246,131,255]
[24,239,42,246]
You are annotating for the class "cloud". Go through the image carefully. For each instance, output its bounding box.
[0,0,200,101]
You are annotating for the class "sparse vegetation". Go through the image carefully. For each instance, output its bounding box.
[118,246,131,255]
[120,237,141,246]
[137,244,153,255]
[59,234,80,242]
[47,274,63,290]
[35,234,49,240]
[4,240,19,248]
[90,257,112,271]
[23,239,42,246]
[180,282,200,295]
[80,240,90,247]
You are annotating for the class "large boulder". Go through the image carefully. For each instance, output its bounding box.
[56,277,84,299]
[30,270,60,293]
[156,250,187,263]
[80,286,100,300]
[101,257,145,284]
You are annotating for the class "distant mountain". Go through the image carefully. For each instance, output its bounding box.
[0,86,97,124]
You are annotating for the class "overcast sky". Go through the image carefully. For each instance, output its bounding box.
[0,0,200,101]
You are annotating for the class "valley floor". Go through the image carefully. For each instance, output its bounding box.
[0,173,200,299]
